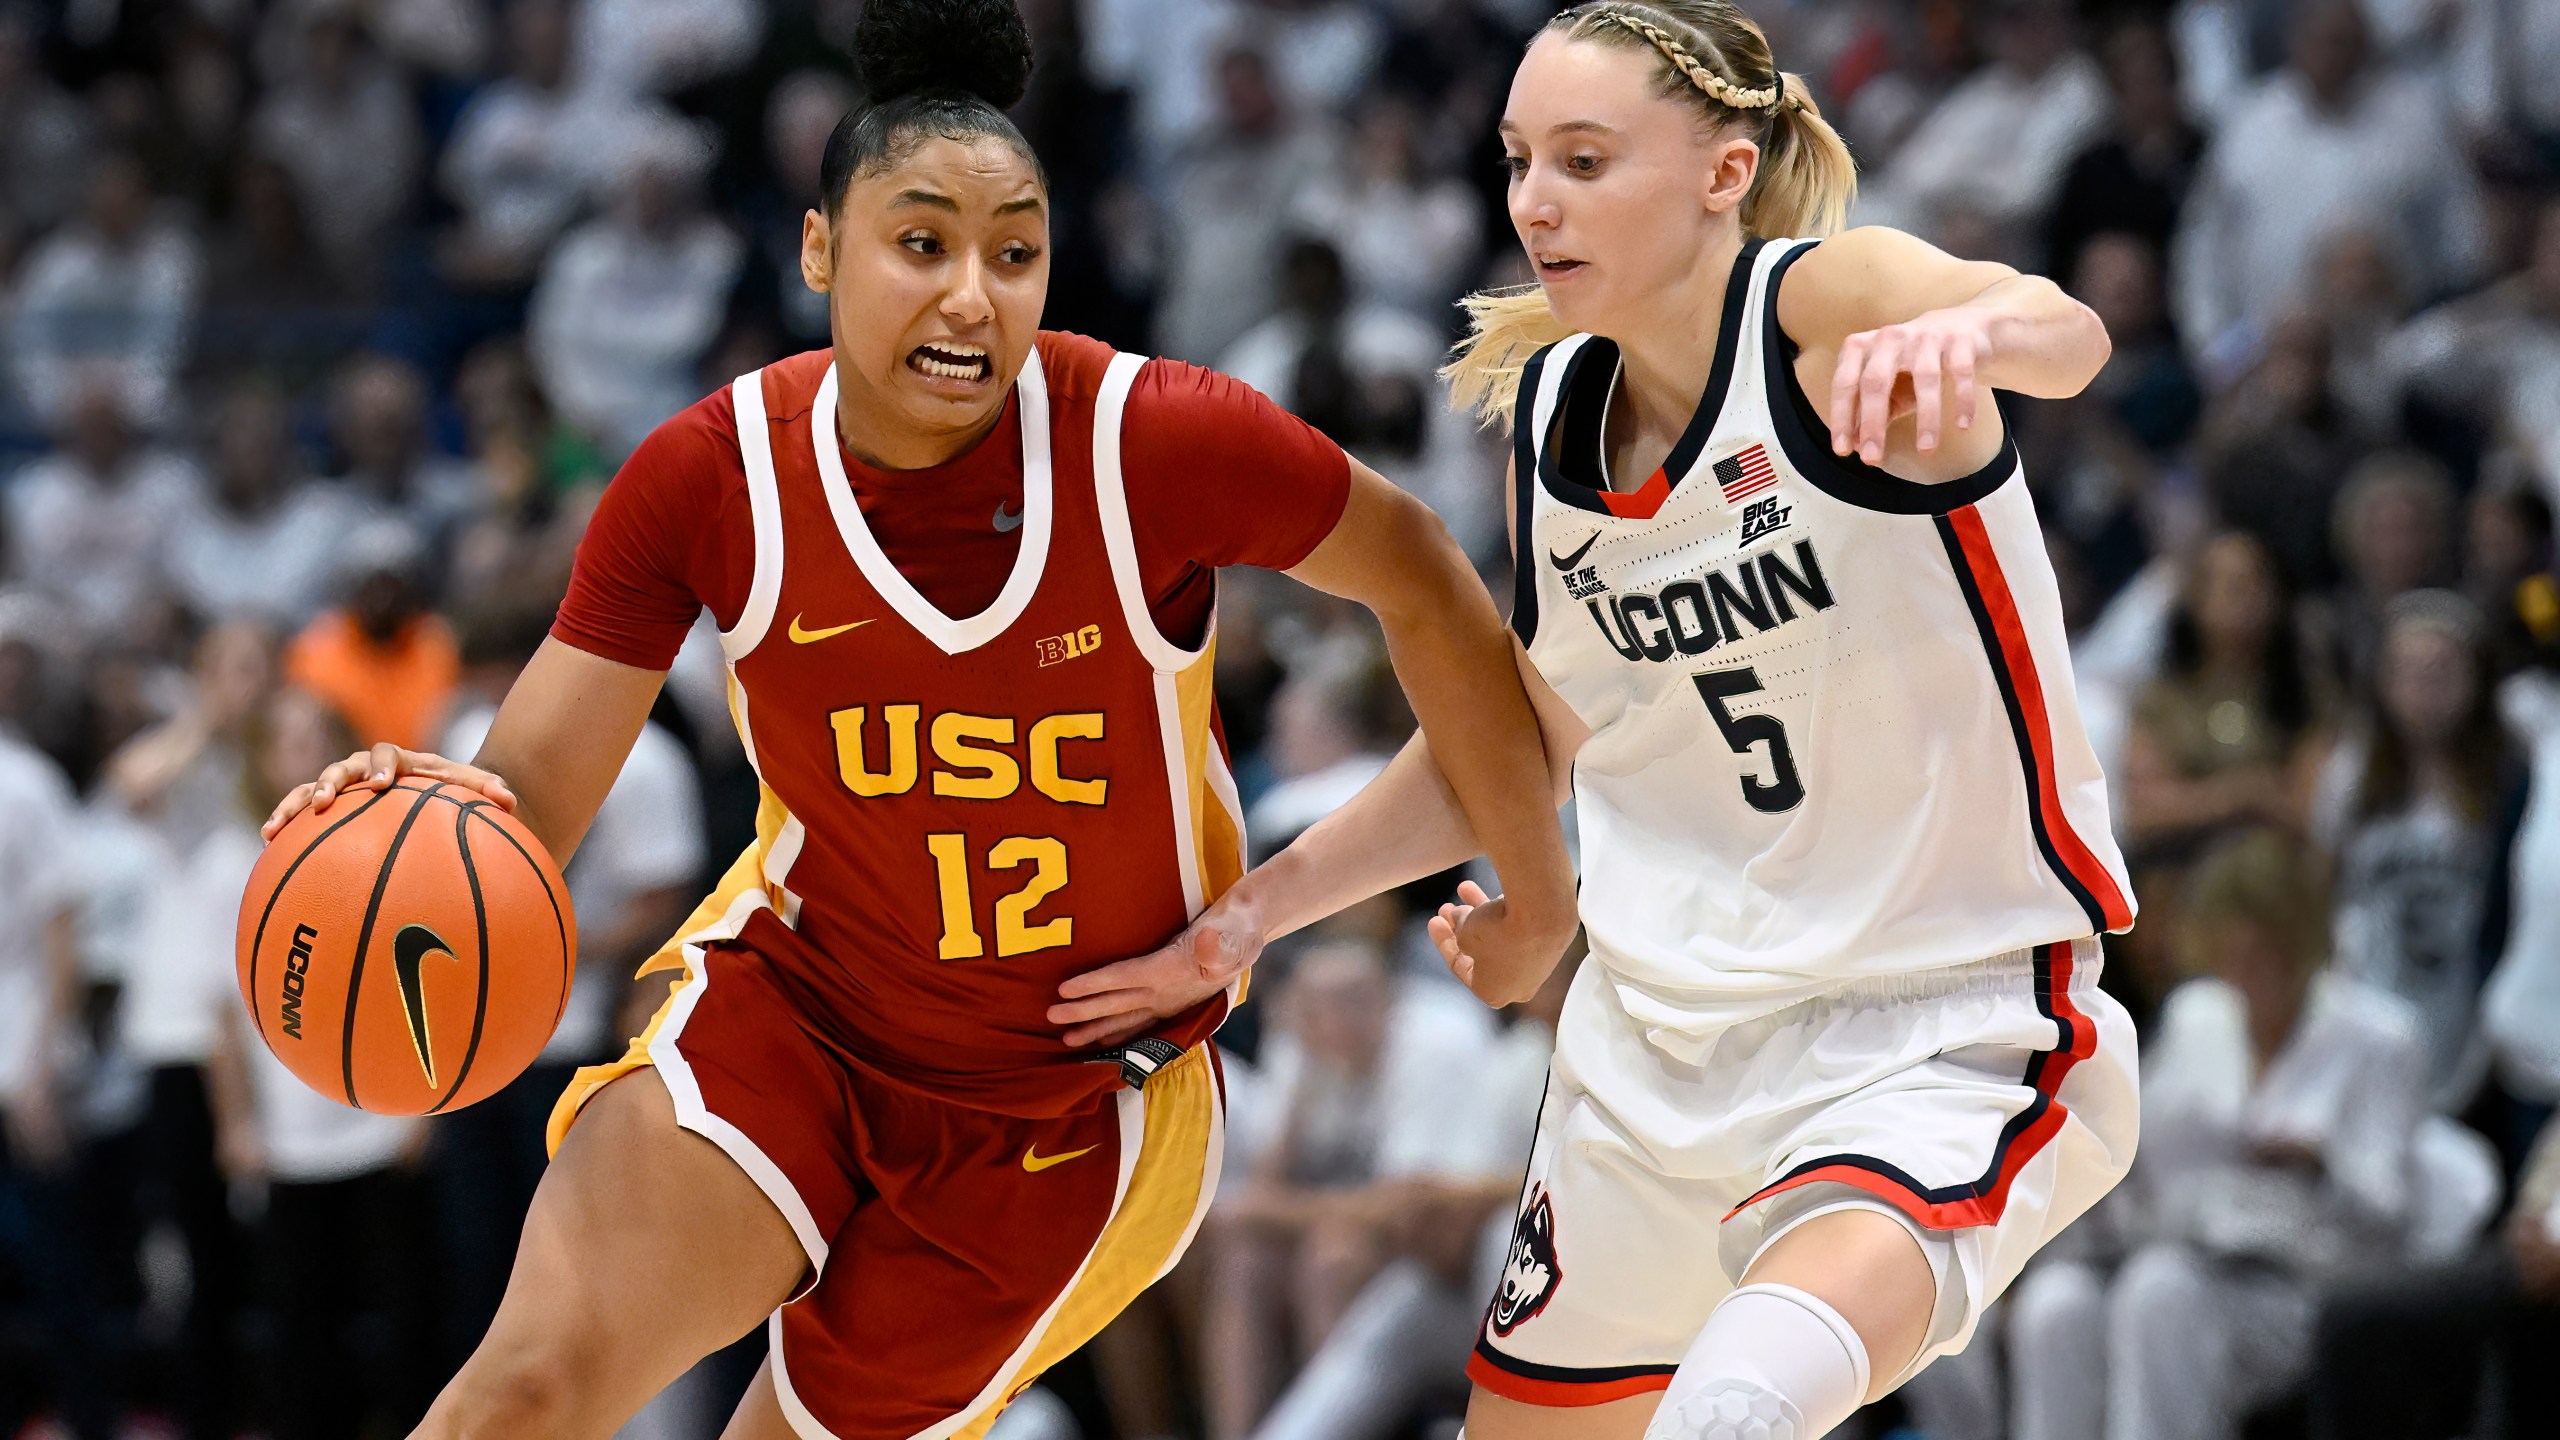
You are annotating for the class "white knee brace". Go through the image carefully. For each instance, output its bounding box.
[1643,1284,1871,1440]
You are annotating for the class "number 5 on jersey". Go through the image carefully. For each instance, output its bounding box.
[1692,666,1804,814]
[928,834,1071,959]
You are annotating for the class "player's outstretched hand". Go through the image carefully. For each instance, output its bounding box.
[261,742,519,841]
[1828,306,1997,465]
[1048,888,1265,1049]
[1430,880,1568,1008]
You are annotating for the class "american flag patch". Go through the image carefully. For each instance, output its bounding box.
[1712,444,1777,503]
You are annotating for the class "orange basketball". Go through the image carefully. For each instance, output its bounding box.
[236,776,576,1116]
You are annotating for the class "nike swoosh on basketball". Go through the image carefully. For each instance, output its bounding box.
[1548,534,1600,570]
[1022,1143,1098,1173]
[993,502,1024,533]
[392,924,455,1086]
[788,614,873,644]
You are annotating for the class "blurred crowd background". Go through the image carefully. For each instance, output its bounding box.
[1,0,2558,1438]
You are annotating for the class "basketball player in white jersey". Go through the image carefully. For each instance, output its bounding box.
[1049,5,2138,1439]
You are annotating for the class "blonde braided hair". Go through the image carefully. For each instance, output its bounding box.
[1591,9,1786,111]
[1442,1,1855,426]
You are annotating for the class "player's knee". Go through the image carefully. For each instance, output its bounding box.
[446,1339,604,1437]
[1646,1285,1871,1440]
[1649,1379,1807,1440]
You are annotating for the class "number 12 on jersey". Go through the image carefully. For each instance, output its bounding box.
[927,834,1072,959]
[1692,666,1804,814]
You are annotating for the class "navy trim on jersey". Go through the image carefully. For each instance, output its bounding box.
[1728,942,2098,1229]
[1533,239,1765,514]
[1511,345,1552,644]
[1760,240,2019,516]
[1932,514,2115,933]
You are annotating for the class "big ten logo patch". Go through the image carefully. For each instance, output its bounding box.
[1037,625,1104,667]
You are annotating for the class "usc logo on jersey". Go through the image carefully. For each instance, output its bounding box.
[828,706,1109,806]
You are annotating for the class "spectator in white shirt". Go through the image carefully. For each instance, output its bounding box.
[1200,937,1511,1440]
[7,152,201,430]
[205,683,427,1440]
[1856,0,2109,263]
[1288,96,1480,317]
[1249,953,1572,1440]
[0,703,99,1435]
[527,120,743,458]
[105,621,280,1440]
[2006,828,2494,1440]
[437,0,617,291]
[571,0,761,103]
[168,382,365,630]
[4,377,200,640]
[2172,0,2485,378]
[1246,632,1408,859]
[1155,46,1341,365]
[247,7,422,297]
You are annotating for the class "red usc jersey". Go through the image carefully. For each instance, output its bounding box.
[563,336,1346,1116]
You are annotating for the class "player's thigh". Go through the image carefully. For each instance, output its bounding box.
[1465,1387,1659,1440]
[1739,1207,1935,1398]
[487,1067,806,1383]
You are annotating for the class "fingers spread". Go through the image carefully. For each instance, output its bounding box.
[1858,329,1903,464]
[1456,879,1492,906]
[368,742,401,784]
[1828,336,1869,454]
[1912,341,1944,452]
[1949,336,1980,431]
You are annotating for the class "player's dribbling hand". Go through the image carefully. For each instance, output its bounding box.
[1048,887,1266,1048]
[1430,880,1567,1008]
[261,742,519,841]
[1828,306,1998,465]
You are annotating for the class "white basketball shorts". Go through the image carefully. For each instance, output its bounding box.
[1469,939,2138,1406]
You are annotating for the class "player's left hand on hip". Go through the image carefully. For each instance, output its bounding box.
[1828,307,1996,465]
[1049,889,1263,1048]
[1431,880,1567,1008]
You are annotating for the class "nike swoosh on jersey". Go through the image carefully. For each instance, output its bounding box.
[1021,1143,1098,1173]
[788,614,874,644]
[993,502,1024,533]
[392,924,455,1086]
[1548,534,1600,570]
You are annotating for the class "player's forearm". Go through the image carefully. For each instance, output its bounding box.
[1236,734,1488,941]
[1964,273,2109,399]
[1367,538,1576,931]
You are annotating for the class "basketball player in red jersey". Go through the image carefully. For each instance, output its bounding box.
[259,4,1575,1437]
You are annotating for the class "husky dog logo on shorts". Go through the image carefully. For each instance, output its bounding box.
[1489,1190,1561,1336]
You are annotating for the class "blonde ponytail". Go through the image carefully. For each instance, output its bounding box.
[1443,286,1574,428]
[1743,71,1856,240]
[1445,2,1859,427]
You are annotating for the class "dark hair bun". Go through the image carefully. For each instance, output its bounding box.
[855,0,1033,111]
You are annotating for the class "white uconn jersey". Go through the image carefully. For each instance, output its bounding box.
[1515,238,2134,1039]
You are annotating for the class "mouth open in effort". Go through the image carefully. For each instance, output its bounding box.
[908,342,993,383]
